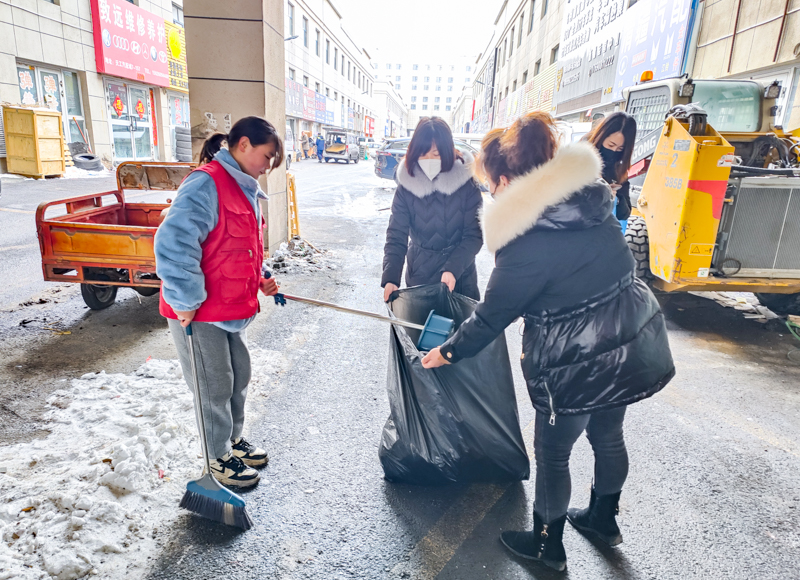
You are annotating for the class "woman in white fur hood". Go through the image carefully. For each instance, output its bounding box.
[381,117,484,302]
[421,112,674,571]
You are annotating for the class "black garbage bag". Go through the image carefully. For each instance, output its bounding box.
[379,283,530,485]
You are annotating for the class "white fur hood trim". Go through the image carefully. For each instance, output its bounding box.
[396,151,476,197]
[481,142,602,253]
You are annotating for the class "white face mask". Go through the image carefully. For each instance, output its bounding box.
[418,158,442,181]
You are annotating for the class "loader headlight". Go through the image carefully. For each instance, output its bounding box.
[678,80,695,98]
[765,81,781,99]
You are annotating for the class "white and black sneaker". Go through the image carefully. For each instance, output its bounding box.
[209,451,260,488]
[231,437,269,468]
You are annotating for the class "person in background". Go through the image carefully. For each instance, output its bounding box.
[421,112,674,572]
[316,133,325,163]
[584,112,637,229]
[300,131,310,160]
[382,117,483,302]
[155,116,284,490]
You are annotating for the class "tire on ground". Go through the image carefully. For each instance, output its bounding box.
[755,292,800,316]
[175,134,192,145]
[176,145,192,156]
[73,153,104,171]
[174,126,191,136]
[625,216,654,282]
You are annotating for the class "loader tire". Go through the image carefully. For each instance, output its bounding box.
[755,292,800,316]
[625,216,654,282]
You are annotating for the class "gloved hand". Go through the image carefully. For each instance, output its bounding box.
[261,267,287,306]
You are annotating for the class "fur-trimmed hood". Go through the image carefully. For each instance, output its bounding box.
[481,142,612,253]
[396,151,476,198]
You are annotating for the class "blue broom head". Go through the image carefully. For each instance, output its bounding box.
[180,474,253,529]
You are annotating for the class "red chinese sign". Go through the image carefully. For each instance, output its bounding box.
[135,99,145,119]
[112,95,125,116]
[90,0,169,87]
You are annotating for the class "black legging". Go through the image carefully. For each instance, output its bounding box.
[533,406,629,523]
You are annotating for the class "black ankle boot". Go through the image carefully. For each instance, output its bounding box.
[567,487,622,546]
[500,512,567,572]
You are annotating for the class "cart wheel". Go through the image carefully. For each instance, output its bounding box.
[345,158,350,164]
[354,155,360,164]
[133,286,159,297]
[81,283,118,310]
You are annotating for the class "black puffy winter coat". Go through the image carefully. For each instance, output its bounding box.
[382,153,483,300]
[439,142,674,420]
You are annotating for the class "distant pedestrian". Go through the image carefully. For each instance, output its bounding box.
[382,117,483,302]
[422,112,674,571]
[316,133,325,163]
[155,116,284,490]
[584,112,637,229]
[301,132,310,159]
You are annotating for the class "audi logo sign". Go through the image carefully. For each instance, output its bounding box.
[113,35,129,51]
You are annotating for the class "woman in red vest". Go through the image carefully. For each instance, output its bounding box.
[155,117,284,489]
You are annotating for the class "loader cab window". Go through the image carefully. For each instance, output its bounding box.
[692,81,761,133]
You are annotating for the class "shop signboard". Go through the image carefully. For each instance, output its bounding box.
[494,63,559,128]
[285,78,304,118]
[554,0,626,111]
[90,0,169,87]
[612,0,693,100]
[315,93,326,123]
[302,87,316,121]
[325,97,337,126]
[164,20,188,93]
[347,107,355,131]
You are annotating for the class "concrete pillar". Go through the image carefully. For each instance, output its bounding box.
[183,0,288,253]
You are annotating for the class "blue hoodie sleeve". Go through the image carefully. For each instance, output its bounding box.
[154,172,219,312]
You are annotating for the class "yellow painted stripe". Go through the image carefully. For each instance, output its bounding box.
[390,484,508,580]
[0,207,35,214]
[389,417,536,579]
[0,243,37,253]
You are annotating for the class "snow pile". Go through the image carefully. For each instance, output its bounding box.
[691,291,779,322]
[265,236,337,275]
[0,350,285,579]
[61,166,111,180]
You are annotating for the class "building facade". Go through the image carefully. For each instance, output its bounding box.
[371,56,475,130]
[284,0,376,150]
[372,80,406,138]
[0,0,191,173]
[466,0,565,133]
[689,0,800,131]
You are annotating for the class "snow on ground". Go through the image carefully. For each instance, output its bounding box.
[265,237,338,275]
[0,349,287,579]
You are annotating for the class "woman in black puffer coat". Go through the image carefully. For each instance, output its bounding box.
[382,117,483,302]
[422,113,674,572]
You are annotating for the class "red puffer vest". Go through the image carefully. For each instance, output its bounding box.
[160,160,264,322]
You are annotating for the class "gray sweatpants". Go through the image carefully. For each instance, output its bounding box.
[168,319,251,459]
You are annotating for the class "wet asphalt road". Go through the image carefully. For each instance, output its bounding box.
[2,161,800,579]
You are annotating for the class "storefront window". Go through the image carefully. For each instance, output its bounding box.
[63,71,87,144]
[39,71,62,112]
[17,65,38,105]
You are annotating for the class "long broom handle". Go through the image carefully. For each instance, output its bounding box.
[279,293,426,331]
[185,324,212,474]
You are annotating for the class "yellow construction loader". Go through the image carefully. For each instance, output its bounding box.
[622,77,800,315]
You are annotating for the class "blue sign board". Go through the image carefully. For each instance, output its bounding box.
[613,0,694,101]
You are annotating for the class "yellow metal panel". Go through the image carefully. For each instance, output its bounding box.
[640,118,734,284]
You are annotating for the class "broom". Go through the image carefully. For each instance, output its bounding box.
[178,323,254,530]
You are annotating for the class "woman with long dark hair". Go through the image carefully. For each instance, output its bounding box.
[382,117,483,301]
[421,112,674,571]
[584,112,637,226]
[155,116,284,490]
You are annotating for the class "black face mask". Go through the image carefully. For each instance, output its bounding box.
[599,146,623,171]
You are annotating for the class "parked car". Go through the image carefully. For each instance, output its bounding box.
[451,133,485,150]
[374,138,480,183]
[324,131,360,163]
